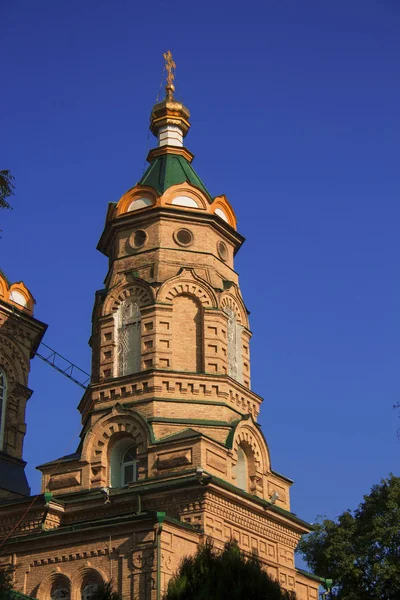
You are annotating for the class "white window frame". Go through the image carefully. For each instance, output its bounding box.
[120,445,139,486]
[110,439,139,488]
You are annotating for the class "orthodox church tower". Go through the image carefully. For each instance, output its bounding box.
[0,271,46,499]
[0,55,321,600]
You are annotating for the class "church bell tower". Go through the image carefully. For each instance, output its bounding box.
[0,54,320,600]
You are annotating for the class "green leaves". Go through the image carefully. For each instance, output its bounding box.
[0,171,15,210]
[297,474,400,600]
[0,567,13,599]
[90,581,121,600]
[164,539,296,600]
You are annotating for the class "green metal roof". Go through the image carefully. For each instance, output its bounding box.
[139,153,212,201]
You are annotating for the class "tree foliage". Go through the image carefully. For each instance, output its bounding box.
[90,581,121,600]
[298,474,400,600]
[0,567,13,600]
[0,170,15,210]
[163,539,296,600]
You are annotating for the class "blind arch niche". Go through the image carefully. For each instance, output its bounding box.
[172,295,203,372]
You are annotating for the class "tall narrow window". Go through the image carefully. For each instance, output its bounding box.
[224,308,244,384]
[110,438,139,488]
[0,369,7,451]
[81,573,103,600]
[114,300,141,376]
[51,577,71,600]
[81,582,98,600]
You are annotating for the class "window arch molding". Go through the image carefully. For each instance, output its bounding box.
[230,421,271,476]
[70,566,108,600]
[102,282,153,317]
[220,291,248,329]
[80,405,149,488]
[157,268,218,307]
[36,572,72,600]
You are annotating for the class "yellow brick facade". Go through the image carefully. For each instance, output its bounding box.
[0,83,321,599]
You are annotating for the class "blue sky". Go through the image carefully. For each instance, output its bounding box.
[2,0,400,559]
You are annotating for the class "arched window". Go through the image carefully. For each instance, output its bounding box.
[51,576,71,600]
[81,582,98,600]
[114,300,141,376]
[110,438,139,488]
[224,308,244,384]
[81,572,103,600]
[234,446,248,491]
[0,369,7,451]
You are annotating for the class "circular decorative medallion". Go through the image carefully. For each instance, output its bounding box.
[129,229,147,249]
[217,240,228,261]
[174,228,194,247]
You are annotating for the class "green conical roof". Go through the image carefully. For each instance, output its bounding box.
[139,153,212,201]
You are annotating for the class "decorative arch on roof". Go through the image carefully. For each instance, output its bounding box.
[211,195,237,229]
[116,185,159,217]
[161,182,209,211]
[0,273,34,314]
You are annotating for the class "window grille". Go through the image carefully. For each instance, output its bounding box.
[51,583,70,600]
[81,581,99,600]
[115,300,141,376]
[224,308,244,384]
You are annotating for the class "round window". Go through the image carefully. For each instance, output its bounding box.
[217,241,228,261]
[174,228,194,247]
[129,229,147,249]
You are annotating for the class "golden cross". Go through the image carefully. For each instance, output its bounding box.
[163,50,176,88]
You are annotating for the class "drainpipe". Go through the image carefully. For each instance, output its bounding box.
[156,512,166,600]
[40,492,53,530]
[321,579,333,599]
